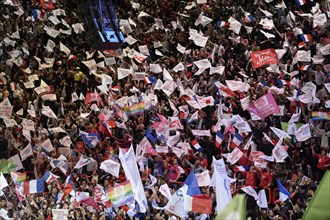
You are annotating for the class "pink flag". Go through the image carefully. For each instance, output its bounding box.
[247,93,280,120]
[85,92,104,107]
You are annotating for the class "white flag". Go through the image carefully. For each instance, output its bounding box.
[125,35,138,45]
[257,189,268,209]
[163,68,173,81]
[0,172,8,194]
[241,186,258,200]
[40,139,55,152]
[173,62,185,72]
[118,67,133,80]
[191,129,211,137]
[195,170,211,187]
[59,136,72,147]
[72,23,85,33]
[161,80,177,97]
[295,123,311,142]
[227,147,244,164]
[100,159,120,177]
[272,141,288,163]
[165,185,187,218]
[209,66,225,75]
[296,50,311,62]
[155,145,168,153]
[71,92,79,102]
[119,146,148,213]
[228,17,242,34]
[159,184,172,199]
[270,127,291,139]
[9,154,23,171]
[42,105,58,119]
[214,158,232,214]
[20,143,33,161]
[149,64,162,73]
[74,155,92,169]
[60,42,71,55]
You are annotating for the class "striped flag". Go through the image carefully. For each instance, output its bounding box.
[64,174,75,195]
[191,139,201,150]
[73,155,92,169]
[311,111,330,121]
[107,181,134,207]
[31,9,46,20]
[295,0,307,6]
[124,102,144,117]
[217,20,229,28]
[231,133,243,148]
[10,172,26,183]
[300,34,312,42]
[215,130,224,148]
[234,165,250,172]
[299,65,310,71]
[43,171,59,184]
[277,180,291,202]
[22,179,45,195]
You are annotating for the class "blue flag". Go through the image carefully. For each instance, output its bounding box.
[81,132,99,148]
[146,127,156,143]
[184,169,201,196]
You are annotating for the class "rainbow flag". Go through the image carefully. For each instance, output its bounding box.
[10,172,26,183]
[312,112,330,121]
[125,102,144,117]
[107,181,134,207]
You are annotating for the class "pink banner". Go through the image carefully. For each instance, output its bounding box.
[247,93,280,120]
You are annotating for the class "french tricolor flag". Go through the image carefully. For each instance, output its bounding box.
[64,174,76,196]
[231,133,243,148]
[31,9,46,21]
[299,65,310,71]
[300,34,312,42]
[43,171,59,184]
[234,165,250,172]
[191,139,202,150]
[277,180,291,202]
[217,20,229,28]
[295,0,307,6]
[144,76,157,85]
[184,194,213,214]
[22,179,45,195]
[215,130,224,148]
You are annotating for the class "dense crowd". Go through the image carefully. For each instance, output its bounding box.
[0,0,329,219]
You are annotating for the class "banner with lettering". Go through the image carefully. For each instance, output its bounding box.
[251,49,278,68]
[247,93,280,120]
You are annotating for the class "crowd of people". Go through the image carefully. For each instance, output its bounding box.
[0,0,329,219]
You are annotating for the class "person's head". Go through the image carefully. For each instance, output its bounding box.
[297,170,304,177]
[13,211,19,220]
[1,199,6,207]
[321,149,327,156]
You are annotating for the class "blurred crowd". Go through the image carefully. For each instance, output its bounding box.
[0,0,329,219]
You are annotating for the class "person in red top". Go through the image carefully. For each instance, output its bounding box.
[312,146,330,180]
[243,166,258,188]
[259,169,273,189]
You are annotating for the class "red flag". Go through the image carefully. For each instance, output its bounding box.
[40,0,55,10]
[76,197,101,211]
[251,49,278,68]
[185,194,213,214]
